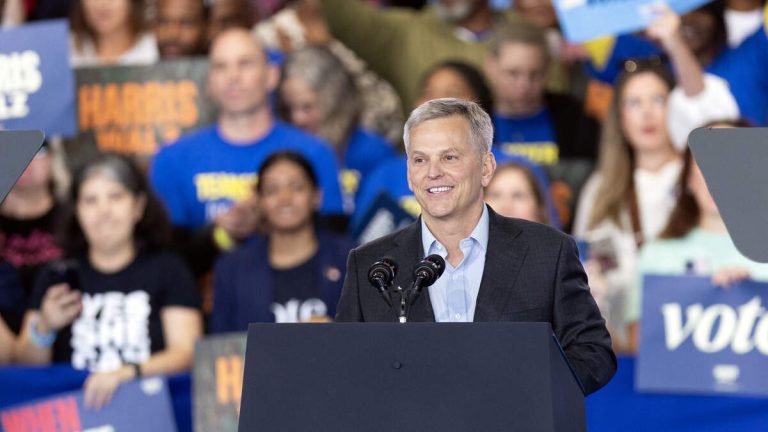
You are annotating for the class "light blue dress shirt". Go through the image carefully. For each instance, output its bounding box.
[421,206,489,322]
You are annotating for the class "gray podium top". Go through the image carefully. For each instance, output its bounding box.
[0,130,45,204]
[689,127,768,263]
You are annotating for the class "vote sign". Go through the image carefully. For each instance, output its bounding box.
[637,275,768,396]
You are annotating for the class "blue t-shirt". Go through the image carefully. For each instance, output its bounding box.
[150,122,344,229]
[711,28,768,125]
[588,33,768,125]
[492,109,559,166]
[339,127,397,214]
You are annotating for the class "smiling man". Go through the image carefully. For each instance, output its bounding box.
[336,98,616,395]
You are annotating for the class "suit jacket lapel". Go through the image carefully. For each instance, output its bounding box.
[474,207,528,321]
[391,219,436,322]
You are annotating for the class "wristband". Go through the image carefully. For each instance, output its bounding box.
[213,226,236,251]
[29,317,57,348]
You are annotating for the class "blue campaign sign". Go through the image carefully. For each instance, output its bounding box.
[554,0,712,42]
[0,20,77,136]
[351,192,417,244]
[636,275,768,396]
[0,377,177,432]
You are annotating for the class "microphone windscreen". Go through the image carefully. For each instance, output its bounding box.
[425,254,446,277]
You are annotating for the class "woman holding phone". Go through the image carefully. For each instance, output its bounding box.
[14,154,201,409]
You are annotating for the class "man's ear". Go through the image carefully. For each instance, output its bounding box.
[480,152,497,188]
[406,161,414,193]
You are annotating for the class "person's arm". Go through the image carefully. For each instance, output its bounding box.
[1,0,24,26]
[14,283,82,365]
[301,0,412,86]
[552,235,617,395]
[0,315,13,364]
[646,5,703,96]
[83,306,202,409]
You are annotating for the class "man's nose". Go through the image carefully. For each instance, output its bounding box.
[427,159,444,178]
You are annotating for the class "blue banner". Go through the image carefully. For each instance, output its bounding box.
[637,275,768,396]
[351,192,417,244]
[0,376,177,432]
[0,20,77,136]
[554,0,713,42]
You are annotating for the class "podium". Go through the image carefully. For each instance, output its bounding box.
[238,322,585,432]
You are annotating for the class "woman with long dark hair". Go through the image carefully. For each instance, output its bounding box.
[210,151,354,329]
[625,119,768,352]
[14,154,201,409]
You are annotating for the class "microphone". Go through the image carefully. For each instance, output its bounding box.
[367,256,398,306]
[410,254,446,298]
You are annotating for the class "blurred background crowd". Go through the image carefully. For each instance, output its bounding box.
[1,0,768,407]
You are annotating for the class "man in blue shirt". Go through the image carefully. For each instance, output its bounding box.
[336,98,616,395]
[484,21,599,166]
[150,28,343,273]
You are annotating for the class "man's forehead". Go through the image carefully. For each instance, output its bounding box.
[210,32,264,60]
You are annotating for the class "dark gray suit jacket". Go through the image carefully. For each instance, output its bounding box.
[336,205,617,395]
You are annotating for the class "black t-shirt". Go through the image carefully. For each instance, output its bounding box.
[30,251,201,371]
[270,253,325,323]
[0,204,64,332]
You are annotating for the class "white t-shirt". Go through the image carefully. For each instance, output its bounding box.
[70,32,159,68]
[573,159,682,347]
[725,8,763,48]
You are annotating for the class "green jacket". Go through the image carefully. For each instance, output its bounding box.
[322,0,524,112]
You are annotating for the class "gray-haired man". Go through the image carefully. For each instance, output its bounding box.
[336,98,616,395]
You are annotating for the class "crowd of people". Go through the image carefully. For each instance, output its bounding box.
[2,0,768,405]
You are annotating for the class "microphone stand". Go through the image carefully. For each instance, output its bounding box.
[397,285,408,323]
[394,276,427,324]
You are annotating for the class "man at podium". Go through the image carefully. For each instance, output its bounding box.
[336,98,616,395]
